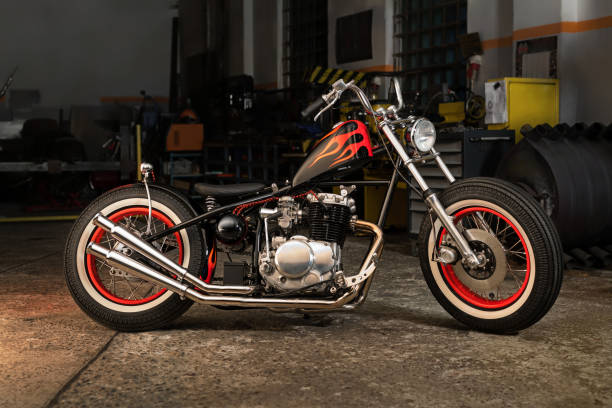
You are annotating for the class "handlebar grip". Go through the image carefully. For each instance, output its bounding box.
[301,97,325,118]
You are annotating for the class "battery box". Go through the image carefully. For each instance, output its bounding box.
[223,262,249,286]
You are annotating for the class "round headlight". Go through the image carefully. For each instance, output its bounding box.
[410,119,437,152]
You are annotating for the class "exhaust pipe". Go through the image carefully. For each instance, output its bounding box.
[86,242,358,310]
[87,214,381,311]
[91,213,253,295]
[87,242,191,296]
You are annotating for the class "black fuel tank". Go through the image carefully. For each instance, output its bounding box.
[293,120,373,186]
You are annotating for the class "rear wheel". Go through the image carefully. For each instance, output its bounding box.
[64,185,204,331]
[418,178,563,333]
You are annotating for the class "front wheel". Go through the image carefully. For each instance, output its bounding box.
[418,178,563,333]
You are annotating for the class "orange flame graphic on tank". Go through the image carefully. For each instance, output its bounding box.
[309,121,373,169]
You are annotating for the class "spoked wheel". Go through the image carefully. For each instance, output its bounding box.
[86,207,181,305]
[438,206,531,309]
[419,178,563,333]
[64,185,204,331]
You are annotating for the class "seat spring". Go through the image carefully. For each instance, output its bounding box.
[204,196,218,212]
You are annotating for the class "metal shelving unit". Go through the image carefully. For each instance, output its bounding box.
[166,140,281,197]
[201,141,279,183]
[168,152,203,186]
[282,0,328,86]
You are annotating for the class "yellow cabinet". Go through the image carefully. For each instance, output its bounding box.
[486,77,559,142]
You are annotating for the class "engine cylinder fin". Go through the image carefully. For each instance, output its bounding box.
[308,202,351,246]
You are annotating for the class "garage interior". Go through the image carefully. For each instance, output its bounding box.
[0,0,611,407]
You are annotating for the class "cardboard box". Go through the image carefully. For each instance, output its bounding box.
[166,124,204,151]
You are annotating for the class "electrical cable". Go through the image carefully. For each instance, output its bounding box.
[373,127,424,199]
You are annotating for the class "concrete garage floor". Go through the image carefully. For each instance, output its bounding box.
[1,222,611,408]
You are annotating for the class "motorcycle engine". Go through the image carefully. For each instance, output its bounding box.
[258,191,356,293]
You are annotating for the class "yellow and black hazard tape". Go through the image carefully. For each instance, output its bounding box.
[306,66,369,88]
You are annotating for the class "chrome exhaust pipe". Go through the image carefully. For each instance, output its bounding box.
[91,213,253,295]
[343,219,384,309]
[87,214,381,311]
[86,242,358,310]
[87,242,191,296]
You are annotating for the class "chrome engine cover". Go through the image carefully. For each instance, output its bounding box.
[260,236,339,292]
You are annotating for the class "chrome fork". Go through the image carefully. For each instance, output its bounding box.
[378,123,482,268]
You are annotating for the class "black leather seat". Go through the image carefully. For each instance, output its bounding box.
[193,182,266,198]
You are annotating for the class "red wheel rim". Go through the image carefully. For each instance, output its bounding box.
[438,206,531,309]
[86,207,184,305]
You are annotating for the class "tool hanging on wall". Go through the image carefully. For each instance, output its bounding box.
[0,66,18,100]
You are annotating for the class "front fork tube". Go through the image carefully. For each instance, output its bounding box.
[379,124,481,267]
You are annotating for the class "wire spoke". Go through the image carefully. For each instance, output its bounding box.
[123,277,136,299]
[97,258,112,271]
[160,235,168,253]
[508,239,523,251]
[122,216,135,231]
[128,280,145,300]
[143,284,157,298]
[507,250,526,260]
[507,268,523,290]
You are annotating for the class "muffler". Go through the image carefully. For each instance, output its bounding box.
[91,213,253,295]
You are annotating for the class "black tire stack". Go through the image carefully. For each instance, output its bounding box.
[497,123,612,268]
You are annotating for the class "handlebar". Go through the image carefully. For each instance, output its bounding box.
[311,79,377,122]
[308,78,406,125]
[301,97,325,118]
[391,77,404,111]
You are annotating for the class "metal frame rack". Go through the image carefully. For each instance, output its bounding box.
[201,140,279,183]
[168,140,280,194]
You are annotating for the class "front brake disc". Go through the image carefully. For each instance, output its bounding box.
[453,229,507,294]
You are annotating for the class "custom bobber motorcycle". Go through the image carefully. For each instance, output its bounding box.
[64,79,563,333]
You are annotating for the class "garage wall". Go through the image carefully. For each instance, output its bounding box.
[234,0,278,88]
[243,0,394,87]
[253,0,278,88]
[557,29,612,124]
[468,0,612,124]
[0,0,175,110]
[467,0,514,96]
[513,0,563,30]
[228,0,245,76]
[557,1,612,123]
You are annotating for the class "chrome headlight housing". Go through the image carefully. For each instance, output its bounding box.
[410,118,437,152]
